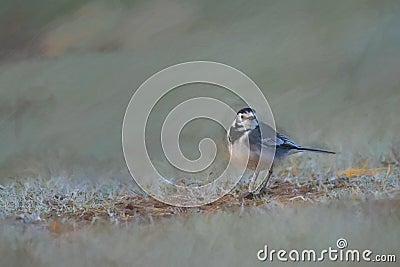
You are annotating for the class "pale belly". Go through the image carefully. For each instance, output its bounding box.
[228,138,274,172]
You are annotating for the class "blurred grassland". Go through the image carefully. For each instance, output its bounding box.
[1,152,399,266]
[1,196,399,267]
[1,0,400,266]
[1,0,400,181]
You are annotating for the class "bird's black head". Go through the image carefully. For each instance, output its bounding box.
[232,107,258,131]
[237,107,256,115]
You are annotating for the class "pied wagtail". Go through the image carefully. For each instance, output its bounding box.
[227,107,335,198]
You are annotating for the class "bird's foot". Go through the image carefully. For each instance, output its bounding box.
[239,190,267,201]
[253,189,268,199]
[251,187,272,200]
[239,190,254,200]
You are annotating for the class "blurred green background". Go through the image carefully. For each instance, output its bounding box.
[1,0,400,182]
[1,1,400,267]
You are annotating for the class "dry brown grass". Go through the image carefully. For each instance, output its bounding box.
[1,155,398,239]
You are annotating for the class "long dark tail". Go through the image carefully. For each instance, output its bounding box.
[297,147,336,154]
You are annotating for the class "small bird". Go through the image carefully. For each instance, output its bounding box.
[227,107,335,198]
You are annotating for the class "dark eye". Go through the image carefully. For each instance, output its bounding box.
[240,115,244,119]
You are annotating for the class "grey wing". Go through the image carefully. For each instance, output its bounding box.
[276,132,300,149]
[261,136,283,147]
[258,121,300,149]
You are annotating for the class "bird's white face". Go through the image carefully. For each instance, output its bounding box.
[234,109,259,131]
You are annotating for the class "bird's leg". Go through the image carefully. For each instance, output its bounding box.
[239,170,259,200]
[248,170,259,193]
[253,165,274,196]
